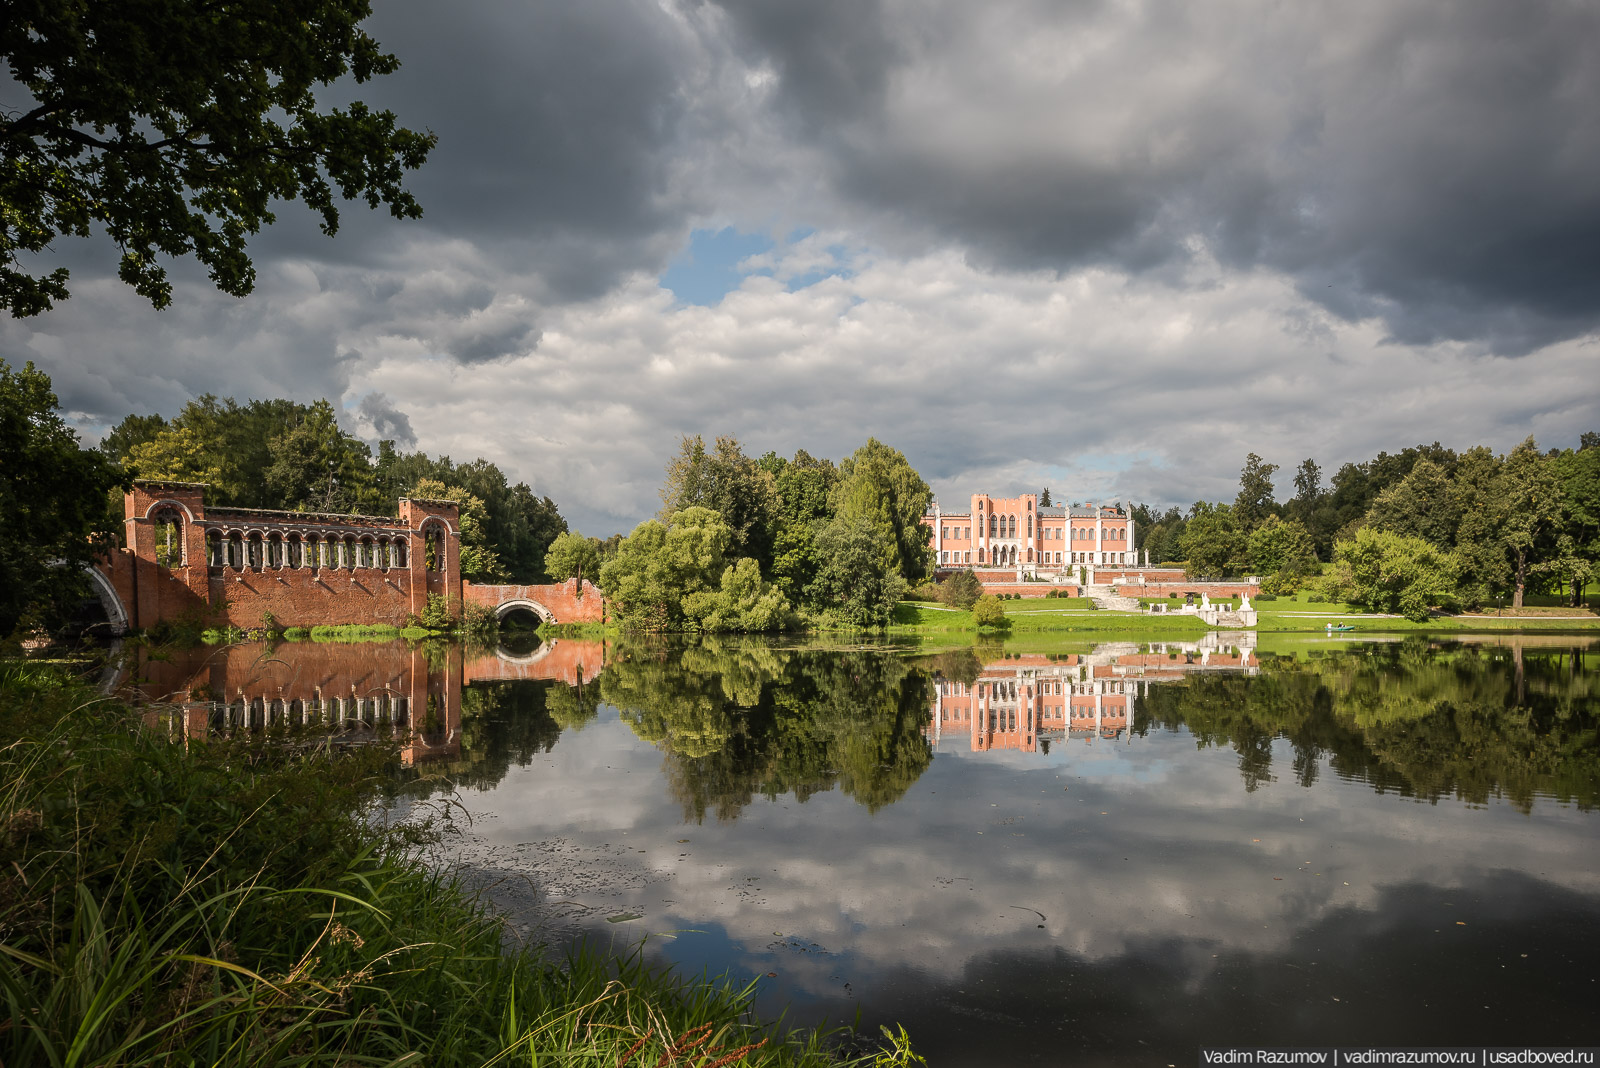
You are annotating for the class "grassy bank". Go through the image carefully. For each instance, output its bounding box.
[888,600,1213,635]
[888,594,1600,639]
[1253,592,1600,633]
[0,662,915,1067]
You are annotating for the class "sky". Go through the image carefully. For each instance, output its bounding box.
[7,0,1600,537]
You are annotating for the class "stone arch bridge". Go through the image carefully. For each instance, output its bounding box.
[461,579,605,627]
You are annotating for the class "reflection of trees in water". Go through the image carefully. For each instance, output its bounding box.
[602,637,934,822]
[1139,639,1600,811]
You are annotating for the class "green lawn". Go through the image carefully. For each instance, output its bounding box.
[893,593,1600,638]
[1252,593,1600,633]
[889,600,1212,635]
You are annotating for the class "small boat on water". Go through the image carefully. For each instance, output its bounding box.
[1325,623,1356,632]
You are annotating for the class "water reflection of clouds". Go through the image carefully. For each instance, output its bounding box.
[445,706,1599,1021]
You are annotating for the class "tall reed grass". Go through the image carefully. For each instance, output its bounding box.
[0,662,920,1067]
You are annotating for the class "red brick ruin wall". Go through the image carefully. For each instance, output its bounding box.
[1122,583,1262,599]
[101,483,612,631]
[103,482,465,631]
[461,579,606,624]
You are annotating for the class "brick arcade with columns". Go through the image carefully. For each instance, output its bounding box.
[95,481,605,633]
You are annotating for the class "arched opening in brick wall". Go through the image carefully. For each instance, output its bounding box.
[495,598,556,626]
[151,507,184,568]
[421,522,448,572]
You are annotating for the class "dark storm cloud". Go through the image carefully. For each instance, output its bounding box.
[355,0,703,298]
[354,392,418,449]
[446,320,540,364]
[710,0,1600,353]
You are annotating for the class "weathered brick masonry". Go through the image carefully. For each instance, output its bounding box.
[97,481,605,632]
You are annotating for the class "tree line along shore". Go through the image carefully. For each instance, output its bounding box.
[5,360,1596,642]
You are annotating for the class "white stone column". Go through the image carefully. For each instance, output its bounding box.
[1127,514,1136,567]
[1095,516,1103,565]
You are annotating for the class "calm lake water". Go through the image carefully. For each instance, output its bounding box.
[131,632,1600,1065]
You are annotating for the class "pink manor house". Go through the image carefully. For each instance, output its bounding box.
[921,493,1146,575]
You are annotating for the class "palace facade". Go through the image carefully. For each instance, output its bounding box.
[922,493,1147,573]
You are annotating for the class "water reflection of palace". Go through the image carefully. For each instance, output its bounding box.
[125,638,609,765]
[930,633,1260,753]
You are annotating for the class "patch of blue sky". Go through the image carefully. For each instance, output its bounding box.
[661,226,861,305]
[659,227,774,306]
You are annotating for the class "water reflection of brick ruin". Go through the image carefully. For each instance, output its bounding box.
[930,633,1260,753]
[132,638,609,766]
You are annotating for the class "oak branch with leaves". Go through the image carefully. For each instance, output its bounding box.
[0,0,435,316]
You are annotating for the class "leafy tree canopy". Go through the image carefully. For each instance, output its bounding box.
[544,532,601,585]
[832,437,933,584]
[1233,452,1280,530]
[601,507,791,633]
[971,593,1008,629]
[1323,527,1458,621]
[0,361,125,639]
[410,478,507,583]
[103,396,566,581]
[1180,502,1247,578]
[938,568,983,610]
[660,435,778,567]
[765,448,839,603]
[1,0,434,315]
[808,512,907,628]
[1247,515,1318,594]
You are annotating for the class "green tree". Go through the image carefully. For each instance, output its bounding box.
[1134,505,1185,565]
[374,446,567,582]
[971,593,1009,629]
[1247,515,1318,594]
[1039,487,1052,507]
[1447,446,1511,607]
[0,361,126,639]
[600,507,734,631]
[695,558,795,633]
[1547,442,1600,606]
[939,569,983,610]
[1233,453,1280,530]
[808,512,907,628]
[262,399,377,513]
[766,449,838,604]
[544,532,601,585]
[1,0,433,316]
[1365,457,1462,548]
[411,478,507,583]
[1288,457,1340,557]
[1496,438,1563,609]
[124,423,226,489]
[599,520,675,631]
[660,435,779,568]
[1179,502,1247,578]
[831,438,933,584]
[99,413,168,461]
[1324,527,1458,621]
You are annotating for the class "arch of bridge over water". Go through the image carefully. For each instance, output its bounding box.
[460,578,606,628]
